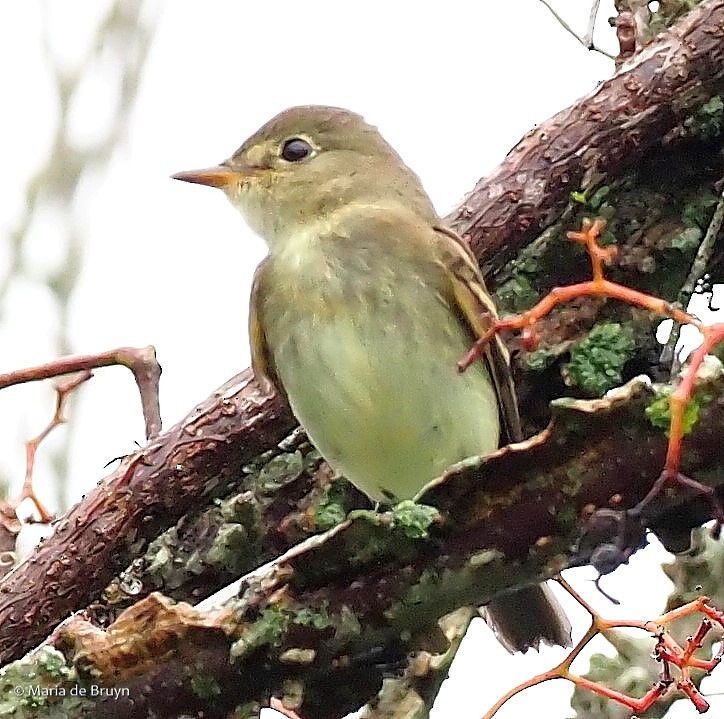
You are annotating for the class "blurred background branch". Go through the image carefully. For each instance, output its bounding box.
[0,0,158,510]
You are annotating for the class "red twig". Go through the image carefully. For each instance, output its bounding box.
[458,219,700,371]
[482,580,724,718]
[632,323,724,535]
[11,371,93,523]
[460,218,724,531]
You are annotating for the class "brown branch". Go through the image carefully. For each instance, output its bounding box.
[0,0,722,681]
[448,0,724,277]
[28,368,724,718]
[0,371,294,664]
[0,346,162,439]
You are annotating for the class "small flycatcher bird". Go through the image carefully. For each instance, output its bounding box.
[173,105,571,653]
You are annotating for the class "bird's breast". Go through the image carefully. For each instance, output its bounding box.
[260,248,500,503]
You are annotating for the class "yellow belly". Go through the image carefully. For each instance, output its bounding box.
[264,285,500,503]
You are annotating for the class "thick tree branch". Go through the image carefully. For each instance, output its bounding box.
[448,0,724,278]
[0,372,295,664]
[3,365,723,718]
[0,0,722,688]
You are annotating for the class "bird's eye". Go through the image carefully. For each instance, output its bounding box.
[281,138,313,162]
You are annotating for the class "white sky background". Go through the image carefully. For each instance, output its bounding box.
[0,1,723,717]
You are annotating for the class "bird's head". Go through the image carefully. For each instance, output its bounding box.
[173,105,436,249]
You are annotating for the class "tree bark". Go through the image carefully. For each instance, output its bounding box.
[448,0,724,278]
[5,368,724,718]
[1,1,723,716]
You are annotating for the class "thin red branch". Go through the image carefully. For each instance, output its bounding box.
[12,371,92,522]
[483,582,724,719]
[460,218,724,533]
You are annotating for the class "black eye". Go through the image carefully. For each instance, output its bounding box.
[281,138,312,162]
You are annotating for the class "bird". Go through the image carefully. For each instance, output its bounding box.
[173,105,571,653]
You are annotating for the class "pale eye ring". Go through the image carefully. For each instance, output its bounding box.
[281,138,313,162]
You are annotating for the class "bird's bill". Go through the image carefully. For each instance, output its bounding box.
[171,164,243,189]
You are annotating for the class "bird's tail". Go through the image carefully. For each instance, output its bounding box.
[480,582,572,653]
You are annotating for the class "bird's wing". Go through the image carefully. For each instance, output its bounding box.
[249,258,282,396]
[434,224,523,443]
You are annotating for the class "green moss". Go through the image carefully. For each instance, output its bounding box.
[598,226,618,247]
[682,188,720,230]
[495,275,539,313]
[391,501,440,539]
[570,185,612,211]
[220,491,260,525]
[205,524,255,571]
[0,648,89,716]
[553,503,579,533]
[341,511,399,565]
[255,451,305,492]
[293,605,332,630]
[35,649,71,680]
[684,95,724,141]
[230,607,290,661]
[645,389,710,436]
[560,466,585,499]
[132,488,262,599]
[565,323,636,396]
[648,0,705,38]
[492,233,557,313]
[670,226,702,253]
[522,347,559,372]
[588,185,611,210]
[190,672,222,700]
[313,483,349,531]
